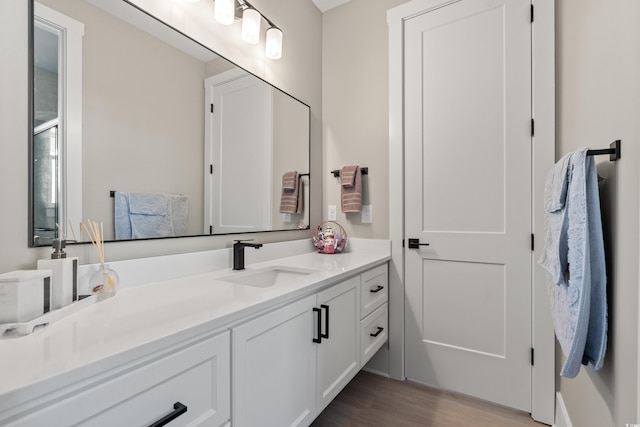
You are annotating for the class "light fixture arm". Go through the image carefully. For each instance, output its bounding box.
[237,0,278,29]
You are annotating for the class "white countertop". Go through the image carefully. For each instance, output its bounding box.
[0,239,390,407]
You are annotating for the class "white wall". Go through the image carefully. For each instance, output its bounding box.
[0,0,322,272]
[322,0,407,239]
[556,1,640,426]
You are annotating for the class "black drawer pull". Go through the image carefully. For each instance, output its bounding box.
[313,307,322,343]
[148,401,188,427]
[321,304,329,339]
[370,285,384,293]
[370,327,384,338]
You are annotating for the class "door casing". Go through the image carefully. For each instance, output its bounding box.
[387,0,556,423]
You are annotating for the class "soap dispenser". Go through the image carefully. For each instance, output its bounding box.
[37,239,78,309]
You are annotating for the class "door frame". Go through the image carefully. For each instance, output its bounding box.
[33,2,84,242]
[387,0,555,423]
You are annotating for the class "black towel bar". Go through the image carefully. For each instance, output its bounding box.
[586,140,621,161]
[331,167,368,178]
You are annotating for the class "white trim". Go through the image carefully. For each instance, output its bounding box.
[554,392,572,427]
[530,0,556,424]
[34,2,84,234]
[387,0,555,422]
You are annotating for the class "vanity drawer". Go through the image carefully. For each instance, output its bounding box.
[7,332,230,427]
[360,303,388,366]
[360,264,388,319]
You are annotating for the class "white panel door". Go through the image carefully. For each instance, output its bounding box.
[404,0,533,411]
[204,70,273,234]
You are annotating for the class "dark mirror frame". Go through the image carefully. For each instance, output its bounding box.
[28,0,311,248]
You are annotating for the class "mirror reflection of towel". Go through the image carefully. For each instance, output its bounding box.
[114,192,189,240]
[280,171,303,214]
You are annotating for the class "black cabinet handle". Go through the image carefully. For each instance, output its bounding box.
[313,307,322,343]
[370,285,384,293]
[321,304,329,339]
[148,401,188,427]
[370,327,384,338]
[408,238,429,249]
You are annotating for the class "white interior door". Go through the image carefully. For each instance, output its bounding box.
[404,0,533,411]
[204,69,273,234]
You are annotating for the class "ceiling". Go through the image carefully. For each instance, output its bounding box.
[311,0,351,13]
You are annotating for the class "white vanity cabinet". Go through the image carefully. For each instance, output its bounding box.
[359,264,388,365]
[0,245,390,427]
[3,331,231,427]
[232,268,384,427]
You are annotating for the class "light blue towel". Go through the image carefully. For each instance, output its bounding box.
[114,192,189,240]
[114,192,132,240]
[582,157,607,371]
[129,192,173,239]
[539,149,607,378]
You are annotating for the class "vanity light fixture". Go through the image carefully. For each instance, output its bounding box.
[213,0,283,59]
[214,0,235,25]
[265,26,283,59]
[241,8,261,44]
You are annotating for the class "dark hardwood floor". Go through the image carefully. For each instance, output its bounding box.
[311,371,547,427]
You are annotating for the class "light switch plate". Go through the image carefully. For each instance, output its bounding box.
[361,205,373,223]
[328,205,337,221]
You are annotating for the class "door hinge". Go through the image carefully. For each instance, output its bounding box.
[531,233,534,251]
[531,347,535,366]
[531,118,535,137]
[210,103,214,113]
[402,239,405,248]
[210,164,213,174]
[530,4,534,23]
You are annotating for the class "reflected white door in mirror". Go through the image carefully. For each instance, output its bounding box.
[32,3,83,247]
[205,68,273,234]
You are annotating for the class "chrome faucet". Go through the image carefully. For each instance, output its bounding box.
[233,239,263,270]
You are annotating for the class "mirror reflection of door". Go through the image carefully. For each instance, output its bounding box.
[32,3,83,247]
[33,21,60,245]
[205,69,274,234]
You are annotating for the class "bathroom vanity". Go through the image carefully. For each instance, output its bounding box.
[0,239,389,426]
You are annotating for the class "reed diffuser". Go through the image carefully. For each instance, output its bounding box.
[82,220,119,299]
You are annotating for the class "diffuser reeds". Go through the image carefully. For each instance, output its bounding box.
[81,220,106,266]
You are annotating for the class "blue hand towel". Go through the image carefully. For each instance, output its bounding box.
[129,192,173,239]
[582,157,607,371]
[114,192,132,240]
[539,149,608,378]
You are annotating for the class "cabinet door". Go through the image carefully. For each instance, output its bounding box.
[315,276,360,413]
[232,294,317,427]
[6,332,230,427]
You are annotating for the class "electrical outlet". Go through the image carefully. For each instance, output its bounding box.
[328,205,337,221]
[361,205,373,223]
[282,213,291,223]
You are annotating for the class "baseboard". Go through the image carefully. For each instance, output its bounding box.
[361,367,391,378]
[554,392,572,427]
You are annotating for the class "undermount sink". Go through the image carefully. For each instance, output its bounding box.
[218,266,319,288]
